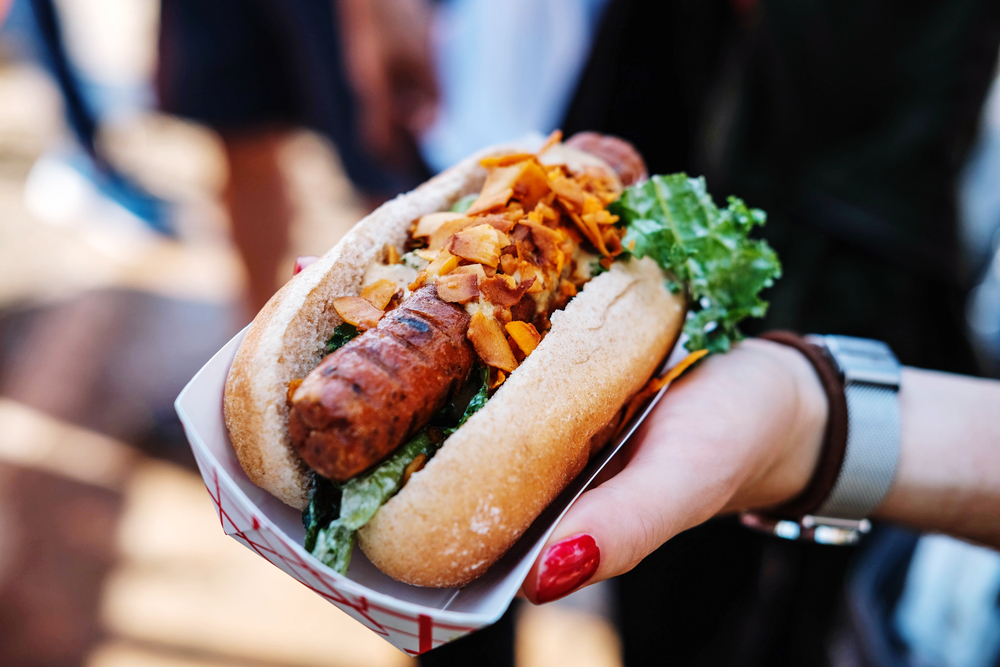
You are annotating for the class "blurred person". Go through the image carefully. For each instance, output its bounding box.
[5,0,170,232]
[157,0,439,314]
[419,0,610,172]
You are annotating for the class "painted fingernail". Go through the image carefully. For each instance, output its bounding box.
[294,256,319,276]
[535,533,600,603]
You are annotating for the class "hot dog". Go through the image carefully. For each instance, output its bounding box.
[223,132,780,587]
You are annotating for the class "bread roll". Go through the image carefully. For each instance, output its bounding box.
[224,142,685,587]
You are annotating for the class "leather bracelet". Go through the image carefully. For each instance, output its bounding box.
[758,331,849,519]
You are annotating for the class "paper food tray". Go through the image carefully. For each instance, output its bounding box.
[175,327,688,655]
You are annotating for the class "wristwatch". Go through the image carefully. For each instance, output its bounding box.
[741,335,902,545]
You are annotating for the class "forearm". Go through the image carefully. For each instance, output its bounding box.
[874,368,1000,547]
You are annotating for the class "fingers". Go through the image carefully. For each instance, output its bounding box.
[520,339,827,604]
[521,414,732,604]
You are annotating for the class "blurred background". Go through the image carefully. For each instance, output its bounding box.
[0,0,999,666]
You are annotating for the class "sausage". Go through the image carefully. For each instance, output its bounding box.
[289,286,475,481]
[565,132,648,186]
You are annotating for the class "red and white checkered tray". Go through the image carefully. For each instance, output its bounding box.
[175,328,686,655]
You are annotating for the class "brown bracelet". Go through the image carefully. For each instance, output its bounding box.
[758,331,848,519]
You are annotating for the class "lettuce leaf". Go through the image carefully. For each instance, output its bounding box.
[307,365,490,574]
[610,174,781,353]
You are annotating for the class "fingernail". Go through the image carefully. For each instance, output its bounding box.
[535,533,600,603]
[294,256,319,276]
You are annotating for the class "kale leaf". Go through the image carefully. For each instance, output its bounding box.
[307,364,491,574]
[302,474,341,552]
[326,322,359,354]
[610,174,781,353]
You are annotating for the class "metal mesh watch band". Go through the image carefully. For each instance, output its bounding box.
[741,334,901,545]
[809,335,901,521]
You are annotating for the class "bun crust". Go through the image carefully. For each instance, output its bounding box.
[358,258,683,586]
[224,141,685,587]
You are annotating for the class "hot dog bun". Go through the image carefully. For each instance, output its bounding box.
[224,141,685,587]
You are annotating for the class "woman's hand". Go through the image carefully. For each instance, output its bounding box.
[521,337,1000,604]
[521,339,829,604]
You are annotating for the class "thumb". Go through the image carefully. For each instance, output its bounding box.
[520,414,735,604]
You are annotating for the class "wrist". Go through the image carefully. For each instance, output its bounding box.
[723,339,828,512]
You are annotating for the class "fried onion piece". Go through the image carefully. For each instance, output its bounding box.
[479,153,535,168]
[522,221,564,271]
[436,272,480,304]
[448,224,503,267]
[468,159,550,215]
[453,263,486,280]
[505,321,541,356]
[468,310,518,373]
[467,164,521,215]
[567,209,610,256]
[511,160,551,212]
[333,296,385,330]
[360,278,398,310]
[385,244,401,264]
[489,368,507,389]
[479,213,517,233]
[428,216,479,250]
[549,174,588,211]
[414,211,465,239]
[521,263,545,294]
[500,251,520,275]
[480,274,535,308]
[426,249,459,276]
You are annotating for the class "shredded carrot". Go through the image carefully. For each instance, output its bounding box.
[537,129,563,155]
[619,349,710,429]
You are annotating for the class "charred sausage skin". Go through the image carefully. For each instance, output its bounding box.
[289,286,475,482]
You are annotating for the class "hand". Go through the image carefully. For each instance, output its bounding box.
[337,0,439,166]
[521,339,829,603]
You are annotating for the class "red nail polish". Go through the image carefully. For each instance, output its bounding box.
[535,533,600,603]
[293,255,319,276]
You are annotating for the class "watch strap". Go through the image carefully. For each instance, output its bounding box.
[810,335,901,519]
[758,331,849,518]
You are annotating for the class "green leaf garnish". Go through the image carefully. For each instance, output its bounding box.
[450,193,478,214]
[610,174,781,353]
[326,322,359,354]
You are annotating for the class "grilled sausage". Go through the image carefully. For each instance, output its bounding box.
[289,286,475,482]
[565,132,648,186]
